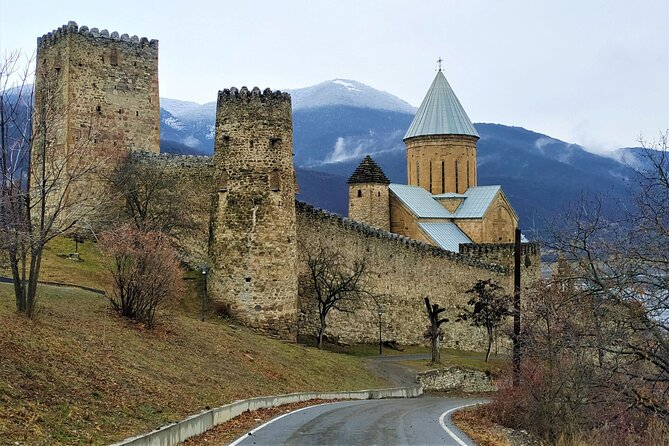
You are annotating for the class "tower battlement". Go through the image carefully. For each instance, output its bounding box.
[37,21,158,50]
[218,87,291,103]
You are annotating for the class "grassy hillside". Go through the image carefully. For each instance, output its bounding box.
[0,240,387,445]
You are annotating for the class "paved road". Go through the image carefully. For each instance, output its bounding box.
[365,353,430,387]
[230,396,484,446]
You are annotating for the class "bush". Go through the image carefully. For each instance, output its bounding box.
[100,226,184,328]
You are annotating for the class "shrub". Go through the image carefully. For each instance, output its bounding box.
[100,226,184,328]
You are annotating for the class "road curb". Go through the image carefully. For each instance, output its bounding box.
[109,386,423,446]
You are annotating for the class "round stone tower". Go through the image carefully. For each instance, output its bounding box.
[209,86,298,340]
[348,155,390,231]
[404,70,479,194]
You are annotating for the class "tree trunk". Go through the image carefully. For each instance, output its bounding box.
[485,326,493,362]
[317,316,326,349]
[431,328,440,363]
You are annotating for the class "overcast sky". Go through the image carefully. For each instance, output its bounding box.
[1,0,667,151]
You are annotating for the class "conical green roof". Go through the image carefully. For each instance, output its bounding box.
[404,71,479,140]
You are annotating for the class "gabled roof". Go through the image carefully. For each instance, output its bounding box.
[389,183,506,220]
[347,155,390,184]
[456,186,502,218]
[404,70,479,140]
[418,222,472,252]
[389,184,454,218]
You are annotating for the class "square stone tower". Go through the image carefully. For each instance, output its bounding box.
[34,21,160,164]
[209,87,298,340]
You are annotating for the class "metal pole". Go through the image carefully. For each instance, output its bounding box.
[513,227,522,386]
[378,312,382,355]
[201,270,206,322]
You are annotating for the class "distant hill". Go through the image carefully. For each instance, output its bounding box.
[158,79,641,234]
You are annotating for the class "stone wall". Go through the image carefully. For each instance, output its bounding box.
[209,87,298,340]
[348,183,390,231]
[36,22,160,161]
[296,201,513,351]
[417,366,497,393]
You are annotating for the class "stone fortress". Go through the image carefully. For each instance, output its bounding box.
[35,22,539,350]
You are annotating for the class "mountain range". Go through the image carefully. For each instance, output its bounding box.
[159,78,642,234]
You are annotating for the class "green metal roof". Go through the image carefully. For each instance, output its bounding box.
[404,70,479,140]
[418,222,472,252]
[389,184,454,218]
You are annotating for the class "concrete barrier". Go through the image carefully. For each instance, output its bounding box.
[110,385,423,446]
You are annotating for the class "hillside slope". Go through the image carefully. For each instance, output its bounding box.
[0,242,386,445]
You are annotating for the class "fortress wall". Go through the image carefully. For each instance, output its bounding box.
[130,151,214,265]
[295,201,512,350]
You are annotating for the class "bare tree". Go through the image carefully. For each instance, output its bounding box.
[0,51,105,318]
[458,279,511,362]
[107,154,196,234]
[424,297,449,363]
[99,225,184,328]
[302,243,373,348]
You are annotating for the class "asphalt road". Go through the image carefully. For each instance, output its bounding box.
[230,396,484,446]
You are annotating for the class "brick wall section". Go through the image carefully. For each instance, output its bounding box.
[296,201,515,350]
[209,87,298,340]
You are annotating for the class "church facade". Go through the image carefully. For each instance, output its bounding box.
[348,70,518,251]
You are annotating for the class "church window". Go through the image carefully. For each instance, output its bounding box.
[357,189,362,198]
[269,169,281,191]
[467,159,470,188]
[416,160,420,186]
[429,160,433,193]
[455,160,459,193]
[441,160,445,193]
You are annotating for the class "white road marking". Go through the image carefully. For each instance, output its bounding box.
[228,402,330,446]
[438,403,480,446]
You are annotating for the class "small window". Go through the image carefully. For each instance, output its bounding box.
[135,111,139,117]
[219,171,228,192]
[110,47,118,66]
[357,189,362,198]
[377,191,381,197]
[118,109,122,114]
[269,169,281,191]
[269,137,281,149]
[96,105,101,112]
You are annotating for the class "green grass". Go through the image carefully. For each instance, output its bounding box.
[397,347,510,376]
[0,282,387,445]
[0,236,108,290]
[321,342,430,357]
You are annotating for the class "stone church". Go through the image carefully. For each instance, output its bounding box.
[348,69,518,251]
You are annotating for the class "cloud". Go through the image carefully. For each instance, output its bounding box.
[323,137,367,164]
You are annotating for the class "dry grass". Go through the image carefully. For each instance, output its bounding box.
[0,282,387,445]
[452,406,511,446]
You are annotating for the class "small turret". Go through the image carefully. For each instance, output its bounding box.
[348,155,390,231]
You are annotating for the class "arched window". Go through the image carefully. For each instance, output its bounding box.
[269,169,281,191]
[455,160,459,193]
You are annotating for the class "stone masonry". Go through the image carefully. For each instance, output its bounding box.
[209,87,298,340]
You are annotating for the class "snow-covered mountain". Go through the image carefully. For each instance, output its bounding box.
[287,79,416,113]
